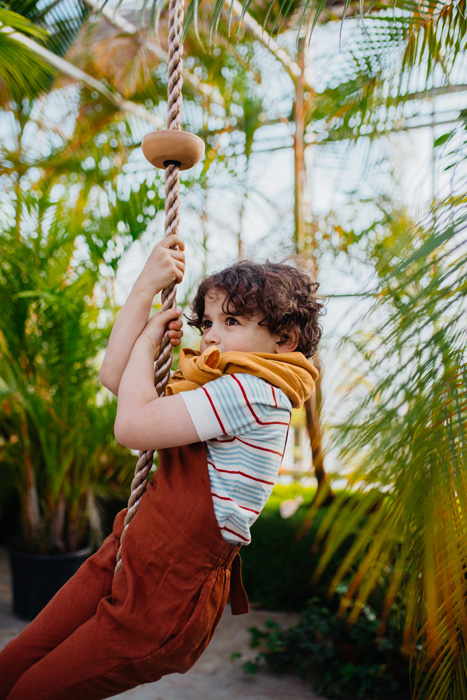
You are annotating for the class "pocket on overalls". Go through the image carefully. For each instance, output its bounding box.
[131,565,230,682]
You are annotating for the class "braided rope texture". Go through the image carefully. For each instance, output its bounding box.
[115,0,184,575]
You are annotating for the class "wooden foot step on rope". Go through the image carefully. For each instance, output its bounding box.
[114,0,205,575]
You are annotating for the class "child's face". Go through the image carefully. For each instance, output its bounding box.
[199,290,280,355]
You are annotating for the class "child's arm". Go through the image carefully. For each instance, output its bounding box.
[99,235,185,396]
[114,306,199,450]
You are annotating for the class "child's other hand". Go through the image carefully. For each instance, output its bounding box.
[139,307,183,355]
[138,235,185,297]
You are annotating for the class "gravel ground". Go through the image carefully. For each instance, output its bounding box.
[0,548,326,700]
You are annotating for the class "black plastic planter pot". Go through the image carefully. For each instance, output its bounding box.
[8,541,92,621]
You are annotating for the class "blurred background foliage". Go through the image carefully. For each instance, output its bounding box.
[0,0,466,698]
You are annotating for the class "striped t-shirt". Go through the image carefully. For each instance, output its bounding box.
[180,373,292,544]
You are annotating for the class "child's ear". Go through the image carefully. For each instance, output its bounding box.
[276,328,300,353]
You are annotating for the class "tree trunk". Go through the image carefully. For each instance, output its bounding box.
[304,370,334,503]
[293,42,306,254]
[293,41,332,501]
[20,416,41,550]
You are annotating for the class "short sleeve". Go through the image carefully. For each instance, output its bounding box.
[179,373,291,443]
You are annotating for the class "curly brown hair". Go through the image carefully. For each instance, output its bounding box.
[187,259,324,358]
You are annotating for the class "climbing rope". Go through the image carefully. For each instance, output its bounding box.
[114,0,185,575]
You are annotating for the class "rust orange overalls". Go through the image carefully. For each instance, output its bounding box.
[0,442,249,700]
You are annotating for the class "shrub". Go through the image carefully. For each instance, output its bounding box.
[241,485,360,611]
[245,597,411,700]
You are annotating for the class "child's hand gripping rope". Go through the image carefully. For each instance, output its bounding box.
[99,234,185,397]
[138,235,185,297]
[139,306,184,357]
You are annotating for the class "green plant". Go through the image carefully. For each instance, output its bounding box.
[308,166,467,694]
[0,190,138,552]
[0,119,173,552]
[245,597,411,700]
[241,493,324,611]
[241,485,369,611]
[0,7,54,105]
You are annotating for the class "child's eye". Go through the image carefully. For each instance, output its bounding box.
[201,320,212,331]
[226,317,239,326]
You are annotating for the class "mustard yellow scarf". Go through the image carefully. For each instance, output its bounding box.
[166,347,318,409]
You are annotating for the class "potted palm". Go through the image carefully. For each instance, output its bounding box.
[0,183,139,619]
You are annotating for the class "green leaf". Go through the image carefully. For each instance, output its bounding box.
[434,131,455,147]
[395,225,457,271]
[242,661,259,675]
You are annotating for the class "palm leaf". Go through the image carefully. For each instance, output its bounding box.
[313,184,467,699]
[9,0,90,57]
[0,8,54,101]
[309,2,466,145]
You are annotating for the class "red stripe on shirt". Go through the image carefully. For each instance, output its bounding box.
[235,436,283,456]
[230,375,289,426]
[221,526,251,543]
[271,385,277,407]
[208,460,275,486]
[212,435,282,456]
[202,386,226,434]
[212,492,260,515]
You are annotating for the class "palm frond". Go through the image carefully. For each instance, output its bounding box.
[313,179,467,699]
[10,0,90,57]
[308,2,467,144]
[0,8,54,102]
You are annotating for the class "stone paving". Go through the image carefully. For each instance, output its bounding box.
[0,548,326,700]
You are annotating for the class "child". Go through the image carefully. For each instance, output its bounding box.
[0,234,322,700]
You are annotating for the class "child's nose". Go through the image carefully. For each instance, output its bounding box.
[205,326,220,344]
